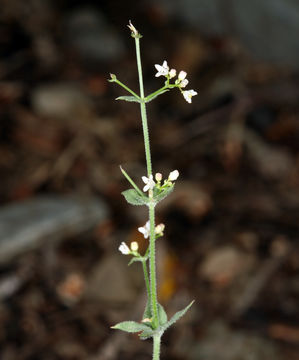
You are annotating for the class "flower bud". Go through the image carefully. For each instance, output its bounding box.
[130,241,139,252]
[155,223,165,235]
[168,170,179,181]
[178,71,187,81]
[169,69,177,78]
[155,173,162,182]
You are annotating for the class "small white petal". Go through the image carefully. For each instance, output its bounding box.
[119,242,130,255]
[154,61,169,77]
[182,90,198,103]
[138,221,150,238]
[178,71,187,81]
[142,175,155,192]
[142,176,149,184]
[168,170,179,181]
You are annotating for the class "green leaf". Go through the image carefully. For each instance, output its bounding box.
[122,189,148,206]
[143,301,152,320]
[145,89,169,103]
[116,95,140,103]
[154,185,174,204]
[161,300,194,331]
[158,303,168,326]
[111,321,150,333]
[139,328,155,340]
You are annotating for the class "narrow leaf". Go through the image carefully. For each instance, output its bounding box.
[116,95,140,103]
[154,185,174,204]
[120,166,144,196]
[145,89,169,103]
[162,300,194,331]
[158,303,168,326]
[111,321,150,333]
[122,189,148,206]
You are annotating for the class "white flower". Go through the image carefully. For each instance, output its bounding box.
[178,71,187,81]
[169,69,177,78]
[182,90,198,103]
[180,79,189,88]
[168,170,179,181]
[130,241,139,252]
[127,20,138,36]
[155,173,162,182]
[138,221,150,239]
[119,242,130,255]
[155,223,165,235]
[154,61,169,77]
[142,174,156,192]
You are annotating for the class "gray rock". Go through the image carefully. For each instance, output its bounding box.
[0,195,108,263]
[31,83,92,119]
[65,7,124,62]
[191,321,281,360]
[156,0,299,68]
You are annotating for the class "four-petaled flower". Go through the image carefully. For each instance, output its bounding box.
[168,170,179,181]
[138,221,150,239]
[142,174,155,192]
[119,242,130,255]
[155,61,169,77]
[182,90,198,103]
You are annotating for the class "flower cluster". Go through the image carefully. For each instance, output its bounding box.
[142,170,179,193]
[138,221,165,239]
[154,61,198,103]
[119,241,139,255]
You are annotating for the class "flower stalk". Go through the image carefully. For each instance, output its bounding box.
[111,21,196,360]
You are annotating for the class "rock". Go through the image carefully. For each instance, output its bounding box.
[156,0,299,69]
[85,255,142,304]
[199,246,254,286]
[31,83,92,119]
[0,195,108,263]
[65,7,124,63]
[191,321,281,360]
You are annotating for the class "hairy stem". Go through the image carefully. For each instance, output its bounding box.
[135,37,152,177]
[142,259,151,299]
[134,37,159,330]
[153,334,161,360]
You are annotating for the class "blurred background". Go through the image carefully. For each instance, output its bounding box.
[0,0,299,359]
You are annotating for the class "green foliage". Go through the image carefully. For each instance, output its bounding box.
[111,321,151,333]
[161,300,194,332]
[116,95,140,102]
[158,303,168,326]
[145,89,169,103]
[122,189,148,206]
[153,185,174,204]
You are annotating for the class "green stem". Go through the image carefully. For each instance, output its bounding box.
[114,79,141,99]
[134,36,159,329]
[135,37,152,177]
[153,334,161,360]
[142,259,151,299]
[149,202,158,328]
